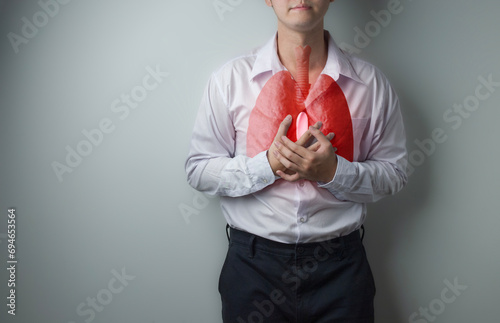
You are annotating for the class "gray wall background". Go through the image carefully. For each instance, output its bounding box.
[1,0,499,322]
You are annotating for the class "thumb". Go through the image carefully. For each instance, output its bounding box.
[275,115,292,140]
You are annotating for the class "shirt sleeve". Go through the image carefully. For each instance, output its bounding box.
[185,73,276,197]
[318,77,408,203]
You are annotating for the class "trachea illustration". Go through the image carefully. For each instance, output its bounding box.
[294,46,311,140]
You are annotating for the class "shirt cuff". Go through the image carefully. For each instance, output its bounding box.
[317,155,357,193]
[247,150,277,187]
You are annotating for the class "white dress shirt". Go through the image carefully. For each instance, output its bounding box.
[185,31,408,243]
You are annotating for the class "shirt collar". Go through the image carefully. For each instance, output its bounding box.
[249,33,284,80]
[250,31,364,85]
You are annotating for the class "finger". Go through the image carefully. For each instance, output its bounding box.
[280,135,310,159]
[274,141,304,168]
[308,141,320,152]
[275,115,292,140]
[273,147,296,171]
[308,126,332,145]
[312,121,322,130]
[326,132,335,141]
[295,130,312,147]
[308,132,335,151]
[295,121,322,147]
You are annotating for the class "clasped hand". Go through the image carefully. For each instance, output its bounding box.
[267,115,338,183]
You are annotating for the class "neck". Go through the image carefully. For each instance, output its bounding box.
[276,24,328,77]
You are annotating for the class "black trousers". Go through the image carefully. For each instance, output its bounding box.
[219,227,375,323]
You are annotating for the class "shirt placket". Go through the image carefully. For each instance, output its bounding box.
[295,180,310,241]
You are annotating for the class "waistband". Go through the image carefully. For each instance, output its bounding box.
[228,227,362,257]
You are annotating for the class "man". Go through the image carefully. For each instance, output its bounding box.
[185,0,408,322]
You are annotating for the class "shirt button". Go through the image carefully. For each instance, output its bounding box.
[263,179,268,183]
[299,181,305,187]
[300,217,306,223]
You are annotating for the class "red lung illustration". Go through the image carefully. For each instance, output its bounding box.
[247,46,354,162]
